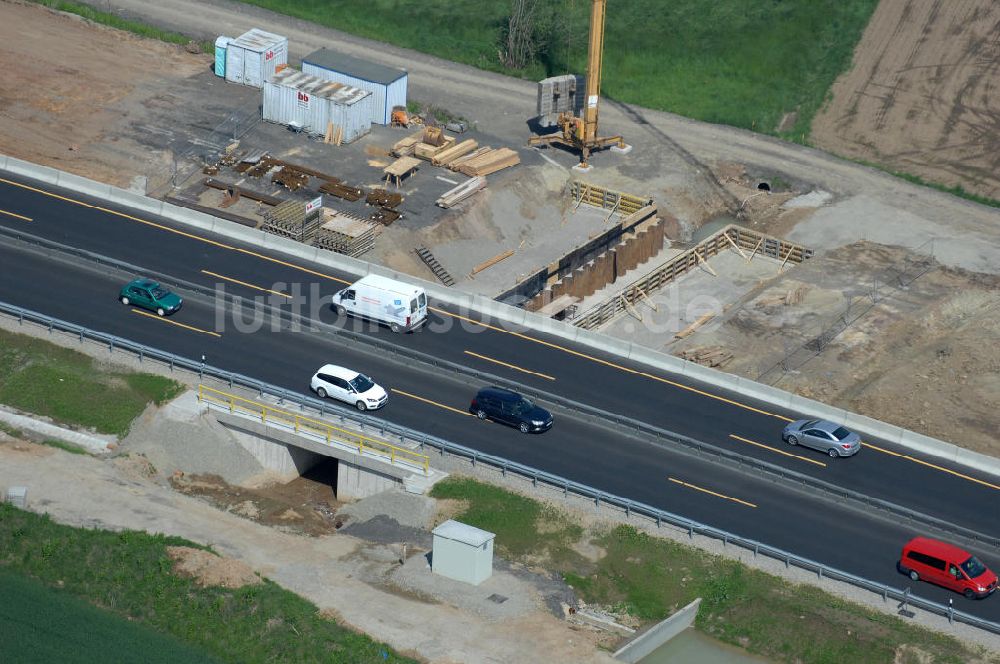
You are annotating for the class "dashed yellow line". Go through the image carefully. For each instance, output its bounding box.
[729,434,827,467]
[131,309,221,337]
[390,388,474,417]
[6,177,997,495]
[201,270,291,298]
[668,477,757,508]
[464,350,555,381]
[0,208,32,221]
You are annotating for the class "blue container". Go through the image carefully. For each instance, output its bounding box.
[214,36,231,77]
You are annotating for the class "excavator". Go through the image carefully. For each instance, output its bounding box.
[528,0,629,169]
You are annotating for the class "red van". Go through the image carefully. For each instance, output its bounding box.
[898,537,997,599]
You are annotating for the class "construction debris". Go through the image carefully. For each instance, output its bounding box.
[369,208,402,225]
[319,180,364,202]
[675,345,734,368]
[365,189,403,209]
[271,165,310,192]
[392,130,425,157]
[756,286,806,308]
[436,176,486,208]
[203,178,284,207]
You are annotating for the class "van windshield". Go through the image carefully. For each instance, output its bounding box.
[349,374,375,393]
[962,556,988,578]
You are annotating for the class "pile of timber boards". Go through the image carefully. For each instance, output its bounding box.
[431,139,478,166]
[450,147,520,176]
[436,176,486,208]
[675,346,733,368]
[313,209,378,257]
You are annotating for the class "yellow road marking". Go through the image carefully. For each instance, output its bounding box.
[668,477,757,508]
[391,388,474,417]
[0,208,32,221]
[131,309,221,337]
[8,178,996,494]
[0,177,95,208]
[464,350,555,381]
[729,434,827,467]
[201,269,292,298]
[900,454,1000,491]
[861,442,902,457]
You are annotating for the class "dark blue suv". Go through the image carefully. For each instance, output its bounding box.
[470,387,553,434]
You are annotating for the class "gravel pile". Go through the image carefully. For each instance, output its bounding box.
[335,487,436,530]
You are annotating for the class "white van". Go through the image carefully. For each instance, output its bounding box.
[332,275,427,333]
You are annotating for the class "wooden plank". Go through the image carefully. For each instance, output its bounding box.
[535,294,580,317]
[778,244,794,272]
[674,313,715,339]
[747,237,764,262]
[724,232,749,260]
[694,250,718,276]
[472,249,515,274]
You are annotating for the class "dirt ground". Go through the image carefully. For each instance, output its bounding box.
[810,1,1000,200]
[672,241,1000,456]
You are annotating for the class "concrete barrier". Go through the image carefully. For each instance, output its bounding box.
[4,153,998,479]
[613,598,702,663]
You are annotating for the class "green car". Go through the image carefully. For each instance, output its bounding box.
[119,278,182,316]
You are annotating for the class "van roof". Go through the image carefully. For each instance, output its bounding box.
[904,536,971,561]
[355,274,424,296]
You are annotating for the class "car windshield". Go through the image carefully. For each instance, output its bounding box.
[512,397,535,416]
[961,556,988,578]
[832,426,853,441]
[151,287,170,299]
[802,420,819,429]
[349,374,375,393]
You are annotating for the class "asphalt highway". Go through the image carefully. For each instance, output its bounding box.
[1,173,998,620]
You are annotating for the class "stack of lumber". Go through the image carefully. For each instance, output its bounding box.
[391,130,424,157]
[313,210,378,257]
[675,346,734,368]
[414,135,456,160]
[436,176,486,208]
[432,139,478,166]
[674,313,715,339]
[454,148,520,176]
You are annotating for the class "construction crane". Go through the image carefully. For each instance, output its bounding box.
[529,0,629,169]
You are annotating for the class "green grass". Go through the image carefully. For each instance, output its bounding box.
[431,477,997,664]
[0,566,222,664]
[39,438,89,455]
[29,0,214,53]
[236,0,877,139]
[855,161,1000,209]
[0,504,416,664]
[0,329,184,437]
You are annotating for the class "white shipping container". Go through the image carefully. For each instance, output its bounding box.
[302,48,407,125]
[225,28,288,88]
[263,69,374,143]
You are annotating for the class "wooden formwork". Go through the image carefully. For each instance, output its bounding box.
[570,181,652,217]
[572,224,811,330]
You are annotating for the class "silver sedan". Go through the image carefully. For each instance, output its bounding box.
[782,419,861,458]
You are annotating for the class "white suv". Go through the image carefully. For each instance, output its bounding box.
[310,364,388,411]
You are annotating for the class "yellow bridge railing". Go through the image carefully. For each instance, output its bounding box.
[197,385,429,474]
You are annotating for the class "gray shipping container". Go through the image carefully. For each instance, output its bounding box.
[225,28,288,88]
[302,48,407,125]
[263,69,373,143]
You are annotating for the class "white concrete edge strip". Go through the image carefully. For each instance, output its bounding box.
[0,407,114,454]
[613,598,701,663]
[5,154,999,479]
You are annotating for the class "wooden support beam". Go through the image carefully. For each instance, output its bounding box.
[636,287,657,312]
[748,238,764,262]
[694,250,718,276]
[724,232,749,261]
[604,196,621,223]
[472,249,515,275]
[675,313,715,339]
[621,294,642,321]
[778,245,794,272]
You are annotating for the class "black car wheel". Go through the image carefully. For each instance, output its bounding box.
[827,448,839,458]
[787,435,798,446]
[519,422,530,434]
[964,589,975,600]
[909,570,920,582]
[476,410,487,420]
[390,322,402,333]
[335,305,347,317]
[317,387,327,399]
[356,401,367,411]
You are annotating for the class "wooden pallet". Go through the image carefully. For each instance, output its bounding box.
[414,245,455,286]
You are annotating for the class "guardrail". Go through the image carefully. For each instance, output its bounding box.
[0,300,997,637]
[197,385,429,473]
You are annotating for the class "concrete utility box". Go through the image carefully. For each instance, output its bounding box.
[431,519,495,586]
